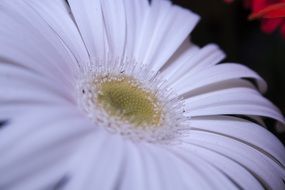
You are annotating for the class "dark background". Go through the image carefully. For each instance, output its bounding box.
[172,0,285,143]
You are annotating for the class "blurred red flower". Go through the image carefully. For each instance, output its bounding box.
[226,0,285,37]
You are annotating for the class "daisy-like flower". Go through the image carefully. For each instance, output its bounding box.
[0,0,285,189]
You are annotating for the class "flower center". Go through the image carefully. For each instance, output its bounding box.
[95,76,162,126]
[76,56,189,143]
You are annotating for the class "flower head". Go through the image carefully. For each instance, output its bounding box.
[0,0,285,189]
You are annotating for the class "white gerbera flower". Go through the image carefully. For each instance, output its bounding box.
[0,0,285,189]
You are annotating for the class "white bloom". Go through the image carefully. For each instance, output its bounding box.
[0,0,285,189]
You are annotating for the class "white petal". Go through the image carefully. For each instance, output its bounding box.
[0,64,72,100]
[166,147,238,189]
[64,130,126,190]
[116,142,148,190]
[123,0,149,57]
[3,147,71,190]
[182,78,257,99]
[133,0,199,72]
[175,144,265,189]
[65,134,237,190]
[0,105,94,189]
[100,0,128,57]
[173,63,267,95]
[185,87,285,123]
[0,66,72,105]
[67,0,107,58]
[24,0,89,63]
[163,44,225,85]
[160,38,199,78]
[181,131,285,189]
[0,63,75,122]
[0,0,76,82]
[190,116,285,166]
[143,145,216,190]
